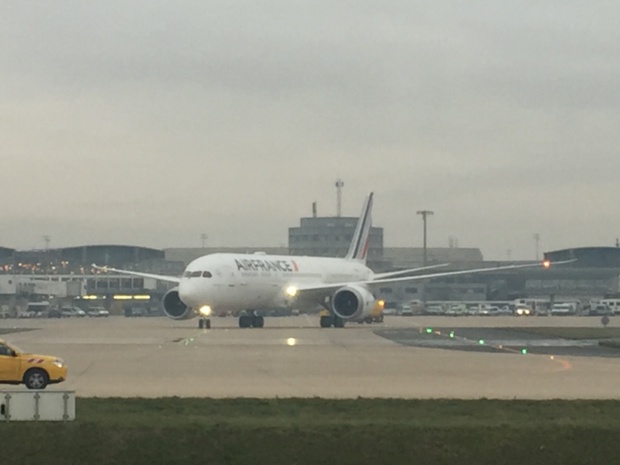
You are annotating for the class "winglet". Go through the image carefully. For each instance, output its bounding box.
[345,192,374,263]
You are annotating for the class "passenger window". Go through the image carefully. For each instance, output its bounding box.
[202,271,213,278]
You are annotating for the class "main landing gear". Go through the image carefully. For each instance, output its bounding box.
[238,312,265,328]
[319,314,345,328]
[198,318,211,329]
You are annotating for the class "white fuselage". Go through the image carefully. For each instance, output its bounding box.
[178,253,373,313]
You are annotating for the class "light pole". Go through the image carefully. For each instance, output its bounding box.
[201,233,208,249]
[416,210,434,266]
[533,233,540,260]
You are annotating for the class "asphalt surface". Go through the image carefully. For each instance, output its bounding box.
[1,315,619,399]
[376,326,620,357]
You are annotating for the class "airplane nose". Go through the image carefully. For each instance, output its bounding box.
[178,280,195,306]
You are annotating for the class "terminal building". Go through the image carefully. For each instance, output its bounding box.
[0,245,170,317]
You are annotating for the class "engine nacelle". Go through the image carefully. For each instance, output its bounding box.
[331,284,376,321]
[162,287,196,320]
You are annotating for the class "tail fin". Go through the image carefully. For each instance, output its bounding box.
[344,192,374,263]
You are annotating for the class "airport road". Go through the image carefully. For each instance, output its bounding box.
[1,315,619,399]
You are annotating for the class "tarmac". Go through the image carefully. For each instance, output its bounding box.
[1,315,619,399]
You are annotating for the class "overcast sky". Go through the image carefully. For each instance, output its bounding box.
[2,1,619,260]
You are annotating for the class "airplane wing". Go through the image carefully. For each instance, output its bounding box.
[92,264,181,284]
[293,260,575,296]
[372,263,449,280]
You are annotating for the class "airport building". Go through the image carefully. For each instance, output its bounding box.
[2,232,620,316]
[288,216,383,262]
[0,245,170,317]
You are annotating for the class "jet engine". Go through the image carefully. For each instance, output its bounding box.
[162,287,195,320]
[331,284,376,321]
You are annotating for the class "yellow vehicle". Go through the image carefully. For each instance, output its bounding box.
[0,339,67,390]
[319,300,385,326]
[367,300,385,323]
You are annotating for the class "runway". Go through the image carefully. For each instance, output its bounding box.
[1,315,619,399]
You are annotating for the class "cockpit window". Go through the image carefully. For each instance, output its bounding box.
[183,271,192,278]
[202,271,213,278]
[190,271,202,278]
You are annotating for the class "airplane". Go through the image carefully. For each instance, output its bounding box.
[94,192,570,329]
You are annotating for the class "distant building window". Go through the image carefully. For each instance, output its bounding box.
[405,287,418,294]
[313,235,319,241]
[335,236,340,241]
[379,287,393,294]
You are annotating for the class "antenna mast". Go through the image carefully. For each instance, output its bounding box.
[335,179,344,217]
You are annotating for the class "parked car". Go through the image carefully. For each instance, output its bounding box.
[398,305,413,316]
[87,307,110,317]
[48,308,62,318]
[423,305,444,316]
[0,338,67,389]
[551,303,577,316]
[19,310,38,319]
[588,304,612,316]
[61,307,86,318]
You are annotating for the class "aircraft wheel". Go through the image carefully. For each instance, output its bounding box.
[239,315,250,328]
[198,319,204,329]
[252,315,264,328]
[334,317,345,328]
[320,315,333,328]
[205,318,211,329]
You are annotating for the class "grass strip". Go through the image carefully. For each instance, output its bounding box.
[510,326,620,339]
[2,398,620,465]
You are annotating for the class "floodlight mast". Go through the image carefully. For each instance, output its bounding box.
[416,210,434,266]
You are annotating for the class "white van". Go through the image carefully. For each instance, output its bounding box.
[551,303,577,316]
[599,299,620,315]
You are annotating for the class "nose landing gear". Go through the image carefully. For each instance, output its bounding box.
[198,318,211,329]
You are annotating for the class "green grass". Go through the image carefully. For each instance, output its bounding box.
[598,339,620,349]
[514,327,620,339]
[2,398,620,465]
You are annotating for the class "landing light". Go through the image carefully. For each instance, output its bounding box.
[543,260,551,269]
[286,286,298,297]
[199,305,212,317]
[286,338,297,346]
